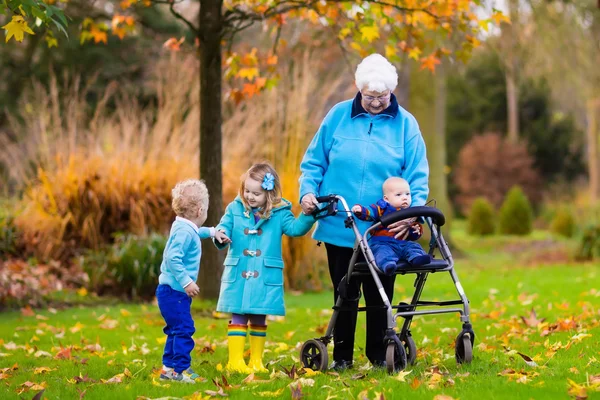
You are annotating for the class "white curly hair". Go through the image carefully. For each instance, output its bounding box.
[171,179,209,219]
[355,54,398,93]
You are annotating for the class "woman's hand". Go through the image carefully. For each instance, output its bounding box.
[388,217,417,240]
[301,193,319,215]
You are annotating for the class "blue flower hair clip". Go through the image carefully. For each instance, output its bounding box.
[262,173,275,191]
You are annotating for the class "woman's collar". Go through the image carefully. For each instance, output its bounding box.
[351,92,399,119]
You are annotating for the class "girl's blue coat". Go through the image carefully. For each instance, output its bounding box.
[214,197,314,316]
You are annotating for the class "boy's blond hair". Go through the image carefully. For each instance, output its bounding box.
[172,179,209,219]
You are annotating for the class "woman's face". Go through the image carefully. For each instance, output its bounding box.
[361,89,392,115]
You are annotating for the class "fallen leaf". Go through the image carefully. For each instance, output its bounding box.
[395,370,412,382]
[34,367,56,374]
[517,352,538,367]
[256,388,285,397]
[21,306,35,317]
[520,308,545,328]
[34,350,52,358]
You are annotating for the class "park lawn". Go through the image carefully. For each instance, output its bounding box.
[0,225,599,400]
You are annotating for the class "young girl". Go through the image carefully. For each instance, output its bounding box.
[214,163,315,373]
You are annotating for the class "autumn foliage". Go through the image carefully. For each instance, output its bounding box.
[454,133,541,215]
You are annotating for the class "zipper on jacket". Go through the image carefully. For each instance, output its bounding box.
[367,121,373,135]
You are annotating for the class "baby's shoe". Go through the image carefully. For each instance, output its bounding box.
[409,254,432,267]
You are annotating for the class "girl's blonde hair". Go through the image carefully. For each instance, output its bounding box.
[172,179,209,219]
[239,163,282,219]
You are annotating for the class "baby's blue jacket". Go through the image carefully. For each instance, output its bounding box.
[158,219,213,293]
[299,93,429,248]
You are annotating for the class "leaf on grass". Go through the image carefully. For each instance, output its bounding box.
[517,352,538,367]
[395,370,412,382]
[520,309,545,328]
[289,381,303,400]
[204,387,228,397]
[99,318,119,330]
[570,333,592,343]
[567,378,588,399]
[70,322,85,334]
[410,377,421,389]
[281,364,298,380]
[32,389,46,400]
[34,367,56,374]
[34,350,52,358]
[16,381,47,395]
[68,373,96,384]
[351,372,367,380]
[55,346,72,360]
[20,306,35,317]
[433,396,456,400]
[299,368,321,377]
[256,388,285,397]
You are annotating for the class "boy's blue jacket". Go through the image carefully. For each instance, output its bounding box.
[158,218,213,293]
[214,197,314,316]
[299,93,429,248]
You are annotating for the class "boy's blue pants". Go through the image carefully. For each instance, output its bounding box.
[370,239,426,270]
[156,284,195,373]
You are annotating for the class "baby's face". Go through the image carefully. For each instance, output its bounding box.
[383,180,412,209]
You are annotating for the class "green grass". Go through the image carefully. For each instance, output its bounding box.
[1,225,599,399]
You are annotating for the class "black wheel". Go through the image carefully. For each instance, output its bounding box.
[455,333,473,364]
[300,339,329,372]
[385,340,407,374]
[400,334,417,365]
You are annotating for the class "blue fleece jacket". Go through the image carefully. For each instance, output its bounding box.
[158,218,214,293]
[299,93,429,248]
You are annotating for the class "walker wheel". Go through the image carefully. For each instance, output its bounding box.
[385,340,407,374]
[455,333,473,364]
[400,334,417,365]
[300,339,329,372]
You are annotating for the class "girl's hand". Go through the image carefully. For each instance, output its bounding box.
[215,230,231,244]
[351,205,362,215]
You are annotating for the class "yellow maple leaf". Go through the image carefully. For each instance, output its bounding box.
[408,47,422,61]
[385,44,396,59]
[360,25,379,43]
[2,16,35,43]
[238,67,259,81]
[491,11,510,25]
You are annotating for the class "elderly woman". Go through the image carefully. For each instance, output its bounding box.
[299,54,429,370]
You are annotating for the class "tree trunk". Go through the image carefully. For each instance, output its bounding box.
[198,0,224,299]
[409,65,453,235]
[587,98,600,203]
[504,0,520,144]
[505,62,519,143]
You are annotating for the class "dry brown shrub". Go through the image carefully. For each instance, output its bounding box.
[454,132,542,214]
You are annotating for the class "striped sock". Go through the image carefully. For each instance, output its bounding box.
[228,323,248,337]
[249,324,267,337]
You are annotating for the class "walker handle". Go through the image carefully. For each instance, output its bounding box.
[379,206,446,227]
[311,195,339,220]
